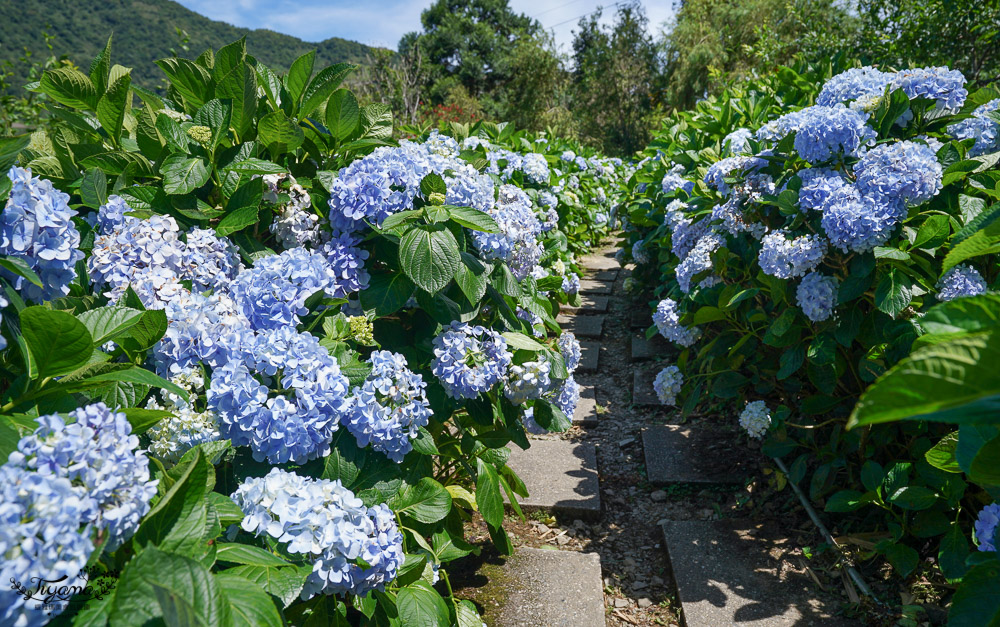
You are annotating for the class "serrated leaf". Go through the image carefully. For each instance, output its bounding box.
[160,154,211,195]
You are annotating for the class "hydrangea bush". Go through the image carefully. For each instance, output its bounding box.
[621,59,1000,621]
[0,38,624,626]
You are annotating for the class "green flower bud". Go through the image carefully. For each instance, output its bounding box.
[349,316,375,345]
[186,125,213,144]
[428,192,447,206]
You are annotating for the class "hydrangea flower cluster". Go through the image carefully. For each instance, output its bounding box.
[796,272,839,322]
[146,369,222,464]
[632,239,649,265]
[264,173,325,249]
[2,166,84,302]
[723,128,753,154]
[653,365,683,405]
[704,156,759,196]
[558,331,582,372]
[431,322,513,399]
[231,468,404,599]
[182,227,243,293]
[469,185,543,280]
[739,401,771,439]
[345,351,432,462]
[974,503,1000,552]
[562,272,580,295]
[153,289,250,375]
[8,403,157,551]
[504,359,553,405]
[936,264,987,301]
[853,141,943,206]
[653,298,701,347]
[661,170,694,196]
[516,306,544,337]
[758,231,828,279]
[208,327,351,464]
[0,464,94,627]
[949,99,1000,156]
[797,168,848,211]
[890,67,968,112]
[231,247,364,330]
[521,153,550,184]
[553,375,580,417]
[819,185,906,253]
[816,67,894,107]
[676,232,724,293]
[772,106,876,163]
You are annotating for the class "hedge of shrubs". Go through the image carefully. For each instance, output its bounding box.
[0,37,628,626]
[621,60,1000,623]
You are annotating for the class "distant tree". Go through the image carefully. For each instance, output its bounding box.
[353,42,426,124]
[855,0,1000,85]
[493,31,566,130]
[663,0,856,109]
[570,2,661,155]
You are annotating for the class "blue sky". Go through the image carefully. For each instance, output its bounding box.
[175,0,676,52]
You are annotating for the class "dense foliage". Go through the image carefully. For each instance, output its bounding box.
[0,0,373,93]
[0,36,627,626]
[620,59,1000,623]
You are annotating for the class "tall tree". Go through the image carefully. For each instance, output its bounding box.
[570,2,661,155]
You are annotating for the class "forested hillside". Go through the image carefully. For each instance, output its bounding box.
[0,0,373,89]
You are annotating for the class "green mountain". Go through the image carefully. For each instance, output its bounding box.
[1,0,375,89]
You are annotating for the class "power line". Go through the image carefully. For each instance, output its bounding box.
[530,0,588,19]
[545,1,625,29]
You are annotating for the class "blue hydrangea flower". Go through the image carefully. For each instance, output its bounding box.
[521,153,550,184]
[539,191,557,209]
[653,298,701,347]
[553,375,580,417]
[891,67,968,112]
[775,106,876,163]
[560,150,576,162]
[711,196,766,238]
[346,351,432,462]
[208,327,351,464]
[153,289,250,376]
[936,264,987,301]
[0,464,94,627]
[505,359,553,405]
[182,227,243,293]
[819,185,906,253]
[88,212,187,308]
[562,272,580,295]
[653,365,683,405]
[723,128,753,154]
[853,141,942,206]
[431,321,512,399]
[320,233,371,297]
[797,167,849,211]
[670,213,711,260]
[949,99,1000,157]
[558,331,582,372]
[1,166,84,302]
[705,157,752,195]
[632,239,649,264]
[974,503,1000,552]
[0,292,7,351]
[231,247,355,330]
[231,468,404,599]
[7,403,157,551]
[817,67,894,107]
[95,194,133,234]
[263,173,324,248]
[516,306,544,337]
[796,272,839,322]
[661,172,694,196]
[469,185,543,280]
[739,400,771,438]
[677,233,724,293]
[146,369,222,464]
[758,231,828,279]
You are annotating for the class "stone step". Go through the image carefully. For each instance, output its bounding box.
[588,269,619,282]
[573,386,598,426]
[642,425,752,485]
[578,279,613,295]
[630,309,650,330]
[577,341,600,373]
[556,314,604,339]
[505,439,601,520]
[630,334,667,361]
[562,295,610,314]
[632,368,665,406]
[579,251,619,271]
[468,548,606,627]
[661,520,859,626]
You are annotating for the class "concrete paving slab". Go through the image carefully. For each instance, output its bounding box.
[631,334,667,361]
[471,548,606,627]
[661,520,859,627]
[505,439,601,520]
[590,269,619,282]
[642,425,752,485]
[578,341,600,373]
[574,386,598,426]
[632,369,664,406]
[556,314,605,339]
[630,309,650,329]
[579,279,613,295]
[579,252,619,271]
[562,295,610,314]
